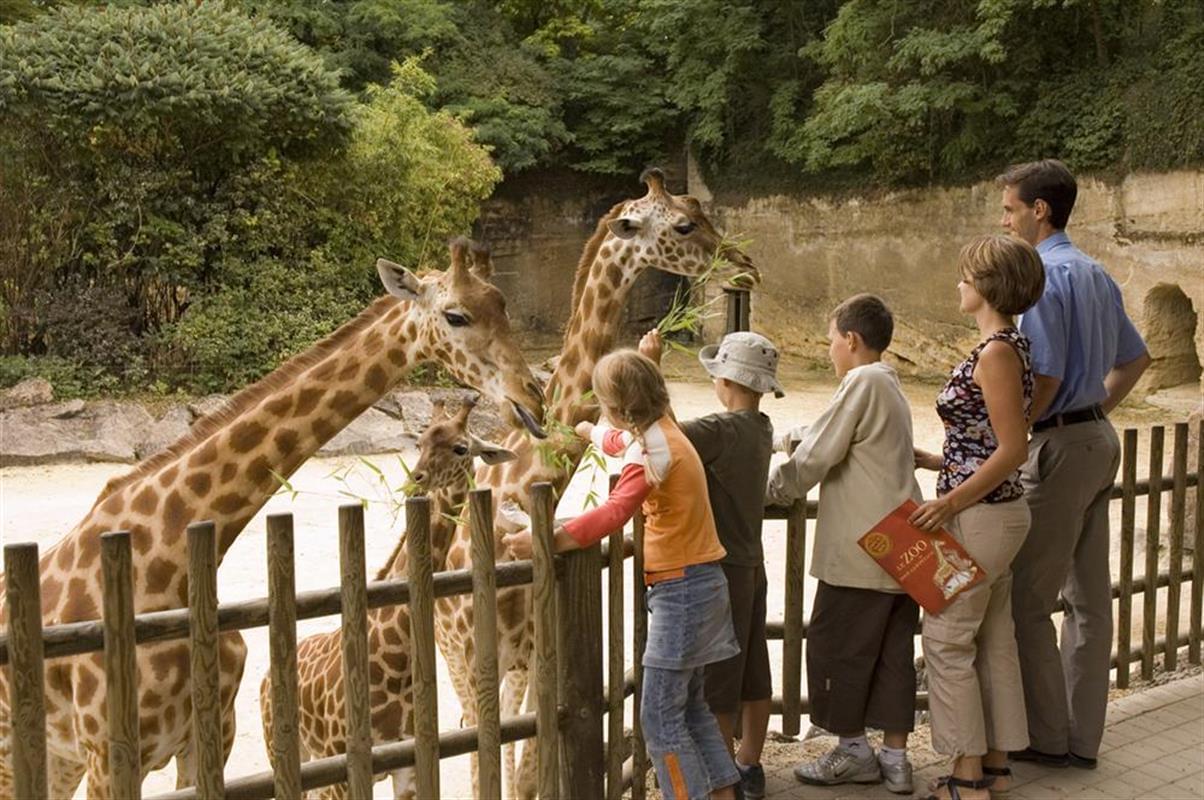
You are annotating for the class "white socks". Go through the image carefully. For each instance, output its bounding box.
[839,735,871,757]
[879,745,907,766]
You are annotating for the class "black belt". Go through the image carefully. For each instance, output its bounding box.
[1032,404,1106,433]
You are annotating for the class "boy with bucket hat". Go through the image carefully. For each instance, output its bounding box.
[765,294,923,794]
[640,328,781,800]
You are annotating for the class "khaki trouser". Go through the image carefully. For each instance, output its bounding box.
[1011,420,1120,757]
[924,500,1032,757]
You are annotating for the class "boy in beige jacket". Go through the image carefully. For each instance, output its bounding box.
[766,294,922,794]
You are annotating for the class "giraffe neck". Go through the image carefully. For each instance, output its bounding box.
[57,297,430,612]
[379,486,466,580]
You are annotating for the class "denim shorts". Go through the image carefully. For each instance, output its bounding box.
[644,562,740,670]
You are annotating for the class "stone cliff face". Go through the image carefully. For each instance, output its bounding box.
[484,168,1203,386]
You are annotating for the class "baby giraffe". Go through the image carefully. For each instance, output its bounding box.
[259,395,516,799]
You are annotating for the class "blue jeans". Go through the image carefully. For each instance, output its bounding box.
[642,563,740,798]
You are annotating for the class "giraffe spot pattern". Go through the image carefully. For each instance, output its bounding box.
[185,472,212,498]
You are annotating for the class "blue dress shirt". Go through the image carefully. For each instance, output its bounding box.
[1018,231,1147,421]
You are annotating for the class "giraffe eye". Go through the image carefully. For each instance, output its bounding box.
[674,221,696,235]
[444,311,471,327]
[452,443,469,456]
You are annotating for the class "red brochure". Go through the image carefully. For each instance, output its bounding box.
[857,499,986,614]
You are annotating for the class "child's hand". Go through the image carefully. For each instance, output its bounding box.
[500,528,533,560]
[909,496,958,532]
[574,420,595,440]
[639,328,663,364]
[914,448,942,471]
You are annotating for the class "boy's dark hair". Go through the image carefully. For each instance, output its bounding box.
[996,159,1078,230]
[831,293,893,352]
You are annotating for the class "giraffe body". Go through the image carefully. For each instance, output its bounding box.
[432,170,758,797]
[0,241,545,798]
[260,396,515,800]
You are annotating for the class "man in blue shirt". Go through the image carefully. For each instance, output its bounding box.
[998,159,1150,771]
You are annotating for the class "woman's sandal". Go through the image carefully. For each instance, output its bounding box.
[924,774,996,800]
[983,766,1012,793]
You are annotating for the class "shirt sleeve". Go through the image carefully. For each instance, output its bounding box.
[590,424,634,458]
[1110,281,1148,366]
[765,374,869,506]
[562,462,652,548]
[680,416,724,465]
[1018,280,1069,380]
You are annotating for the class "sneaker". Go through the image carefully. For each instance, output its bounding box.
[878,753,914,794]
[737,762,766,800]
[794,745,881,786]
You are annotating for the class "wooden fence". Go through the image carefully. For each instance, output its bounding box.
[3,288,1202,800]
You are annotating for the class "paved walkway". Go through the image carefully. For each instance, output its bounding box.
[753,673,1204,800]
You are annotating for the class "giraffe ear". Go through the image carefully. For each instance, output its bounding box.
[377,258,426,302]
[607,215,643,240]
[468,434,517,465]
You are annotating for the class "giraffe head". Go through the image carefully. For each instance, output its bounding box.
[599,167,759,285]
[378,238,546,437]
[409,395,516,491]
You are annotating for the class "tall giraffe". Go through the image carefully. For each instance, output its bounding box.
[433,168,758,797]
[0,240,546,799]
[259,395,515,800]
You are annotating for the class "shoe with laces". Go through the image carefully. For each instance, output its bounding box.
[878,753,914,794]
[794,745,881,786]
[737,762,766,800]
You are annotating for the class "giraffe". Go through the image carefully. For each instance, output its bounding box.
[432,168,759,797]
[0,239,546,799]
[259,395,516,800]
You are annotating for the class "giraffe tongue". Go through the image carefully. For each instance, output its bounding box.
[512,400,547,439]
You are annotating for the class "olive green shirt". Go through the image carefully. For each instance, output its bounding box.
[680,410,774,566]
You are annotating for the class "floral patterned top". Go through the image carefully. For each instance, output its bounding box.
[936,327,1033,503]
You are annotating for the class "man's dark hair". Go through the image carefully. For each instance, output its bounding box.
[831,293,893,353]
[996,159,1078,229]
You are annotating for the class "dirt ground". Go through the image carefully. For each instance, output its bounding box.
[0,363,1193,798]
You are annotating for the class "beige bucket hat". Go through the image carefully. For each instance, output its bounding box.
[698,331,785,398]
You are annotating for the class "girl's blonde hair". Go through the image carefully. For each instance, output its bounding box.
[592,349,672,484]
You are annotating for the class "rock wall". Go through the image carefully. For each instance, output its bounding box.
[481,167,1203,388]
[707,170,1204,380]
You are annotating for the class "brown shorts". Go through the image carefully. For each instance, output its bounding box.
[705,563,772,714]
[806,581,918,735]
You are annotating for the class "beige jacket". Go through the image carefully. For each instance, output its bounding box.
[766,362,923,592]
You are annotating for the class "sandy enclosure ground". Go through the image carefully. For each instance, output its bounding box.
[0,366,1190,799]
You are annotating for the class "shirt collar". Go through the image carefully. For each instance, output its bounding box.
[1036,230,1071,255]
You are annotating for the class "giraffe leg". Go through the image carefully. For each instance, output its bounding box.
[83,745,112,800]
[510,670,540,800]
[390,766,417,800]
[175,739,195,790]
[49,753,87,800]
[500,668,530,798]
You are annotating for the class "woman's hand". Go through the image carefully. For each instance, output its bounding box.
[638,328,663,364]
[501,528,533,560]
[574,420,595,440]
[914,447,943,471]
[909,496,960,532]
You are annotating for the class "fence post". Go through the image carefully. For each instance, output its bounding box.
[631,511,648,800]
[1117,429,1137,688]
[607,475,625,800]
[1192,418,1204,665]
[5,542,47,800]
[338,504,374,797]
[406,497,441,800]
[101,532,141,799]
[559,519,604,799]
[781,498,807,737]
[1143,426,1164,680]
[470,488,503,800]
[1167,422,1188,669]
[266,514,301,800]
[187,521,224,798]
[530,483,560,800]
[723,287,751,333]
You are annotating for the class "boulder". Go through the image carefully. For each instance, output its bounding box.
[318,408,415,456]
[0,401,154,466]
[376,388,513,441]
[136,405,196,459]
[0,377,54,409]
[187,394,231,421]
